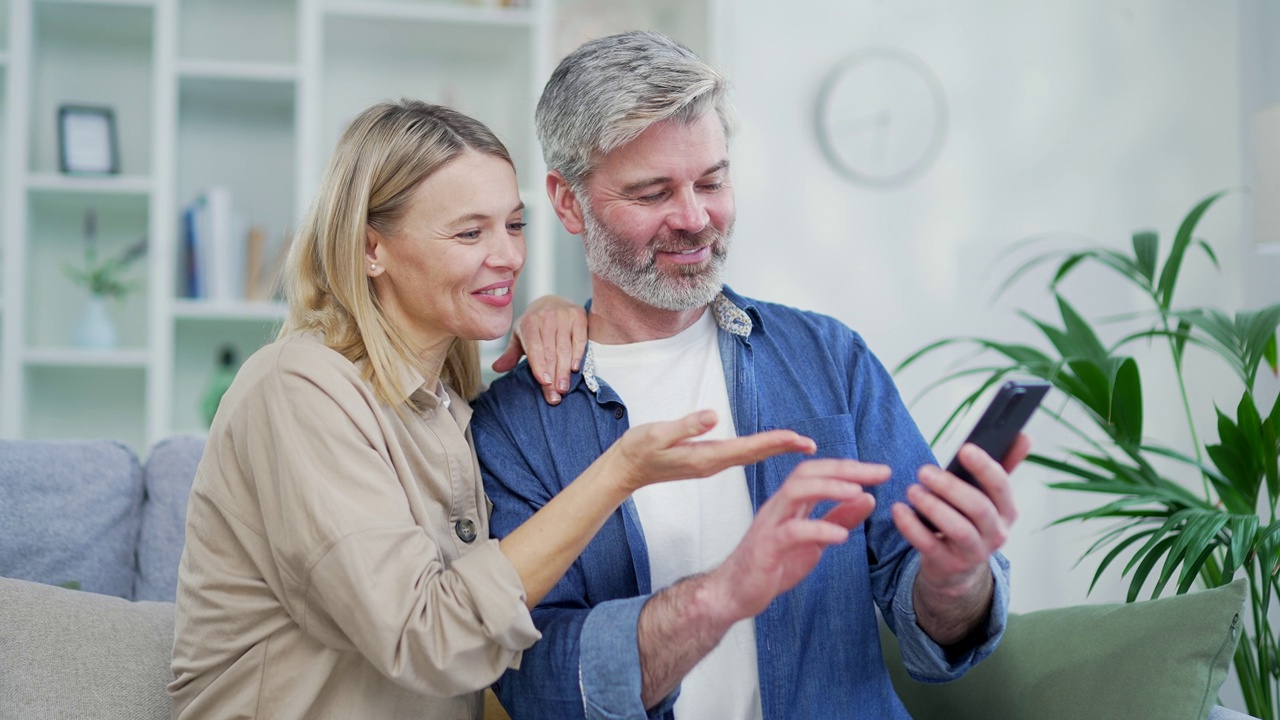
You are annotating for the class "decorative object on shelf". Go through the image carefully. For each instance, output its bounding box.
[57,105,120,175]
[73,295,117,349]
[815,46,948,189]
[180,187,250,302]
[201,344,240,428]
[898,191,1280,720]
[61,208,147,349]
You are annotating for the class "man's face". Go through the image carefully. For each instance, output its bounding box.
[578,113,736,311]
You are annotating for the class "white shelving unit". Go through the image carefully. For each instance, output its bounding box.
[0,0,716,453]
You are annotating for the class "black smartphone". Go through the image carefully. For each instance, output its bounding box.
[916,380,1049,530]
[945,380,1050,487]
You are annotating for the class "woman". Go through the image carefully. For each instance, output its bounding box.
[168,100,811,720]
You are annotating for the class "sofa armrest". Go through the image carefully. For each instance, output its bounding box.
[0,575,174,719]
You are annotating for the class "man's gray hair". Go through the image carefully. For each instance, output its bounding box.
[535,30,734,190]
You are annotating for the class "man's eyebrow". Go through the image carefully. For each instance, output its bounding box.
[620,160,731,195]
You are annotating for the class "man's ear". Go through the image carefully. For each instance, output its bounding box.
[364,225,385,277]
[547,170,585,235]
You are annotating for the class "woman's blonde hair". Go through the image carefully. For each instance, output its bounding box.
[281,99,514,405]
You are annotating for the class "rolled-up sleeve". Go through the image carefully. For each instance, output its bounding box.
[580,596,678,720]
[886,551,1011,682]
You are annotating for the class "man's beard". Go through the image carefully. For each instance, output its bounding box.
[580,201,732,312]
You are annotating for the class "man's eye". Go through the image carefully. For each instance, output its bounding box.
[637,191,667,203]
[699,182,723,192]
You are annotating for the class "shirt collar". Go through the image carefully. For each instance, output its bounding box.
[581,289,753,394]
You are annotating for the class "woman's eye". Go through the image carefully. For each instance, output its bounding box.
[456,229,482,240]
[507,221,527,232]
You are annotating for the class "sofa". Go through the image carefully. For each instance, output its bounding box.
[0,436,1262,720]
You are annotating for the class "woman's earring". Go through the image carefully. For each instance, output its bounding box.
[369,263,378,272]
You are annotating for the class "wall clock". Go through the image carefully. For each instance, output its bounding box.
[815,47,949,189]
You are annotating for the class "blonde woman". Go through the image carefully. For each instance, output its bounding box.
[167,100,812,720]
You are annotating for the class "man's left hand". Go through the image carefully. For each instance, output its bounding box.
[890,432,1030,646]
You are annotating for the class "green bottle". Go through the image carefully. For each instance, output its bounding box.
[202,344,239,428]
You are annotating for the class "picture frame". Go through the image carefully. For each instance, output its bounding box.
[58,105,119,175]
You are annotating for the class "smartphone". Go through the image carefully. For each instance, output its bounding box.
[945,380,1050,487]
[916,380,1049,529]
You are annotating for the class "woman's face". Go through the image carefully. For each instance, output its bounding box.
[367,150,526,358]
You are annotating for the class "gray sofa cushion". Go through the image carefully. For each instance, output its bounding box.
[0,575,173,719]
[136,435,205,601]
[0,439,143,598]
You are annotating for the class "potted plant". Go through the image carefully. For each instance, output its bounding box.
[60,208,147,349]
[897,191,1280,719]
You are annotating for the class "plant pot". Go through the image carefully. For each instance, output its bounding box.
[73,295,117,349]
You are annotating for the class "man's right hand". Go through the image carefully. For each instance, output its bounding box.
[708,459,887,621]
[636,458,888,708]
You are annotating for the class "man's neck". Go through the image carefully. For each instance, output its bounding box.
[587,280,712,344]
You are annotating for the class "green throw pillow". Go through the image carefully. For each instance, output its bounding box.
[881,579,1246,720]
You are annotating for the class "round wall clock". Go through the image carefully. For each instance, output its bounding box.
[815,47,949,189]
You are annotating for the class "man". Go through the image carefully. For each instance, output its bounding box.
[472,31,1027,720]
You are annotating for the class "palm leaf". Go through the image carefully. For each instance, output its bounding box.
[1087,526,1161,595]
[1128,534,1179,602]
[1153,512,1227,598]
[1156,190,1229,311]
[1109,357,1143,445]
[1176,543,1219,595]
[1132,231,1159,285]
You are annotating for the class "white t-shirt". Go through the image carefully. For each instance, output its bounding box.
[589,309,763,720]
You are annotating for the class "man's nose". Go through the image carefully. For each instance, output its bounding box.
[667,186,709,234]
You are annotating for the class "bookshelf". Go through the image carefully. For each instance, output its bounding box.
[0,0,718,453]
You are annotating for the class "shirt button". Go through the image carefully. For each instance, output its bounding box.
[614,407,625,420]
[454,518,477,543]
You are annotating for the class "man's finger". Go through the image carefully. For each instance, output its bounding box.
[821,496,876,529]
[784,458,891,487]
[891,502,945,553]
[1000,432,1033,473]
[957,445,1018,526]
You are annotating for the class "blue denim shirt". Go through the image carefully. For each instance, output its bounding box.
[473,287,1010,720]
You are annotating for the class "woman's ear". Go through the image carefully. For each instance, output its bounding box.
[547,170,585,235]
[365,226,385,277]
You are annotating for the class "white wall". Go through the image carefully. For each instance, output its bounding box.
[715,0,1249,614]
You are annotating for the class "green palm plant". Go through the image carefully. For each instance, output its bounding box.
[897,191,1280,719]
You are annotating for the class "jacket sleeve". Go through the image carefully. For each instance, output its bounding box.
[847,335,1010,681]
[473,390,678,720]
[235,353,539,697]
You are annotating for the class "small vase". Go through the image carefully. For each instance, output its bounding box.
[73,295,118,349]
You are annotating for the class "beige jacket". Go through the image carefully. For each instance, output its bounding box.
[169,333,539,719]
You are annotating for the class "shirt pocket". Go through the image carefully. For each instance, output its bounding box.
[765,414,858,459]
[762,414,861,522]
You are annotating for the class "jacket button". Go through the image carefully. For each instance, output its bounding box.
[614,407,625,419]
[455,518,477,543]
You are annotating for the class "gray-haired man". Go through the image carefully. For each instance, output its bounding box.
[473,30,1027,720]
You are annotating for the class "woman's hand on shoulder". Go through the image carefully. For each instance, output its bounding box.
[608,410,817,493]
[492,294,587,405]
